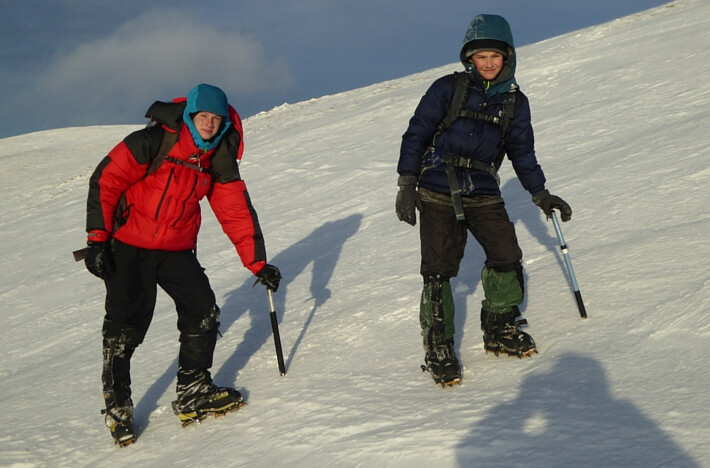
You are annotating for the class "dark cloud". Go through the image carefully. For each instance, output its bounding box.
[3,9,290,135]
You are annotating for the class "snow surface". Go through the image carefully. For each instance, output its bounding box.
[1,1,709,466]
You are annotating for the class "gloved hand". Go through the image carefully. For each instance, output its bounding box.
[84,241,115,280]
[256,264,282,292]
[395,175,421,226]
[532,189,572,221]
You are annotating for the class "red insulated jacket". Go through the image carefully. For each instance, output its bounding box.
[86,99,266,275]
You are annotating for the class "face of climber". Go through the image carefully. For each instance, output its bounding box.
[192,111,223,140]
[469,51,504,81]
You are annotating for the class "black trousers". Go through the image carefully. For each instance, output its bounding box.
[104,240,218,360]
[419,201,522,278]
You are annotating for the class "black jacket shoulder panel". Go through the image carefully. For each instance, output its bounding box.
[144,101,186,131]
[210,125,242,183]
[122,125,165,166]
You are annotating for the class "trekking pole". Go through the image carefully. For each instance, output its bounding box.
[551,211,587,319]
[266,288,287,375]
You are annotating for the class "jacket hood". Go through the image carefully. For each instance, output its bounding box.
[460,14,518,97]
[184,83,229,117]
[144,96,244,160]
[182,84,232,152]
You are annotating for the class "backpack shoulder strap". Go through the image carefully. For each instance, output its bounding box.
[145,125,180,175]
[499,92,516,137]
[493,91,517,169]
[432,71,470,147]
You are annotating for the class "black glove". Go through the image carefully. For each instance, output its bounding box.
[395,175,421,226]
[84,241,115,280]
[532,189,572,222]
[256,264,282,292]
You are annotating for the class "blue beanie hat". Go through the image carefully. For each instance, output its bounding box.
[187,83,228,117]
[182,83,231,151]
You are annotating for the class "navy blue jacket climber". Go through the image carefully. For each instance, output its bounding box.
[398,14,546,197]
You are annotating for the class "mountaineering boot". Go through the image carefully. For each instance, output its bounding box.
[172,306,242,426]
[424,339,461,387]
[172,368,244,426]
[420,274,461,386]
[481,307,537,357]
[104,408,136,447]
[101,320,142,446]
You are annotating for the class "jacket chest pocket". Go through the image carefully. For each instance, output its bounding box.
[155,167,211,222]
[194,171,212,199]
[168,165,212,201]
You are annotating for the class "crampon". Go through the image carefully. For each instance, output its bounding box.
[172,396,245,427]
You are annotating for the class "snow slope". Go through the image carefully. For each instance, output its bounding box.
[1,1,708,466]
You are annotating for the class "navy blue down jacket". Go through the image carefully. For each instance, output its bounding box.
[398,14,546,198]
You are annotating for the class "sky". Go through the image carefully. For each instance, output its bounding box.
[0,0,670,139]
[1,1,709,465]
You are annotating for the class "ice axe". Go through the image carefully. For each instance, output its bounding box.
[266,288,287,375]
[551,211,587,319]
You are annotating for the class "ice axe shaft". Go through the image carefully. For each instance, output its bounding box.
[267,288,287,375]
[551,211,587,318]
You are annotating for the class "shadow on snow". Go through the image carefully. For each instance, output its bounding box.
[132,214,362,432]
[456,352,699,467]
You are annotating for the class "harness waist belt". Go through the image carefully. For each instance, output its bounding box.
[443,154,500,185]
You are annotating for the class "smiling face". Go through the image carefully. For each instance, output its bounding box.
[192,111,223,140]
[469,51,504,81]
